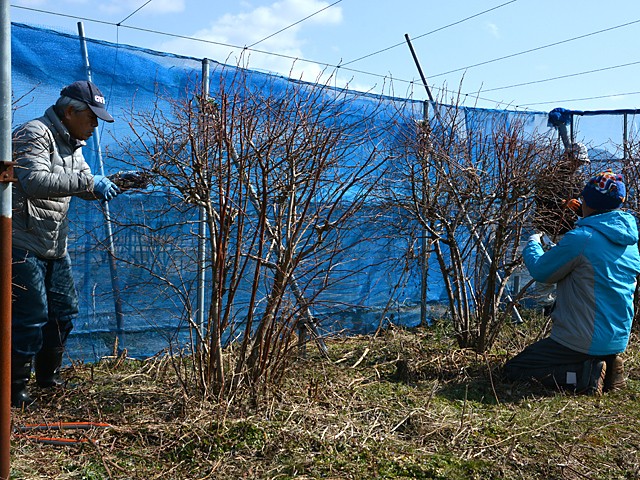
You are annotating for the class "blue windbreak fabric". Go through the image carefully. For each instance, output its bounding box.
[10,22,633,362]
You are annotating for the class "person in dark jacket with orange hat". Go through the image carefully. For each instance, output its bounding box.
[530,142,590,312]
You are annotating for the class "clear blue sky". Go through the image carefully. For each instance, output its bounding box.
[9,0,640,112]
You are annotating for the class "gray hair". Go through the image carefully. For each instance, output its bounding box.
[54,95,89,116]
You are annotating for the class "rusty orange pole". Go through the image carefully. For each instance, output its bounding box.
[0,181,12,480]
[0,0,13,478]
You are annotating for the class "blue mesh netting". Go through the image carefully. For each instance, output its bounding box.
[10,23,636,362]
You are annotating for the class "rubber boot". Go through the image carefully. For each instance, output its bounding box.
[34,346,65,388]
[604,355,626,392]
[11,355,35,408]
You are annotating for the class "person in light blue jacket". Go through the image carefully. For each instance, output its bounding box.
[505,169,640,395]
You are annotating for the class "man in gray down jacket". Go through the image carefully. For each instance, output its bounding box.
[505,169,640,396]
[11,80,120,408]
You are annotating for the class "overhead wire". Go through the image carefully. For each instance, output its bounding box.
[11,5,420,87]
[10,4,640,110]
[474,60,640,94]
[520,90,640,108]
[247,0,343,49]
[430,17,640,79]
[7,3,528,109]
[422,16,640,107]
[12,5,322,64]
[341,0,518,67]
[118,0,154,26]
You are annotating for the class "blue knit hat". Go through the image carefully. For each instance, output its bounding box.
[581,169,626,211]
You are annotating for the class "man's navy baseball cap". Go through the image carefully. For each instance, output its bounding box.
[60,80,114,123]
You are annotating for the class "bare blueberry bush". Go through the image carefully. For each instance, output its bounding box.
[384,100,557,352]
[109,67,392,403]
[619,133,640,328]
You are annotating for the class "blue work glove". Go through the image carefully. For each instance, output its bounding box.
[93,174,121,201]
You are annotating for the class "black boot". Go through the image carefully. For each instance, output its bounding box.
[34,346,65,388]
[11,355,35,408]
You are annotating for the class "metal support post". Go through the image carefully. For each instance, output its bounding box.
[196,59,209,345]
[77,22,126,341]
[405,33,523,324]
[0,1,12,476]
[419,100,430,326]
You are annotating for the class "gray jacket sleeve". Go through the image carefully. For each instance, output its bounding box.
[12,121,94,198]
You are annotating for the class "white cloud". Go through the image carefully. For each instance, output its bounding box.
[606,93,628,103]
[486,22,500,39]
[158,0,343,85]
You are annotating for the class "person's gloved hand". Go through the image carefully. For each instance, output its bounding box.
[528,233,542,244]
[541,234,556,248]
[563,198,582,214]
[93,175,120,201]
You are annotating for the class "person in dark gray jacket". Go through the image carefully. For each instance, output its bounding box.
[11,80,120,408]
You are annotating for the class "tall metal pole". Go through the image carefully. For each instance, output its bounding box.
[196,59,210,345]
[419,100,429,326]
[404,33,523,324]
[404,34,436,104]
[0,1,13,477]
[77,22,126,339]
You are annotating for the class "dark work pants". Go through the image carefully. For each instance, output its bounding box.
[12,247,77,358]
[504,337,612,390]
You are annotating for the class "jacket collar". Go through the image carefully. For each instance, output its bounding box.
[44,106,86,151]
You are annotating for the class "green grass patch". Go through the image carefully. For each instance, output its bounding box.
[10,314,640,479]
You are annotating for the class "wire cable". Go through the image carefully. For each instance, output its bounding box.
[430,17,640,78]
[247,0,342,49]
[118,0,154,26]
[341,0,518,67]
[1,10,544,112]
[11,5,421,86]
[12,4,637,111]
[6,3,530,110]
[520,90,640,107]
[474,60,640,94]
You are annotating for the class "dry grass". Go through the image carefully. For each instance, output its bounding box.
[9,315,640,479]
